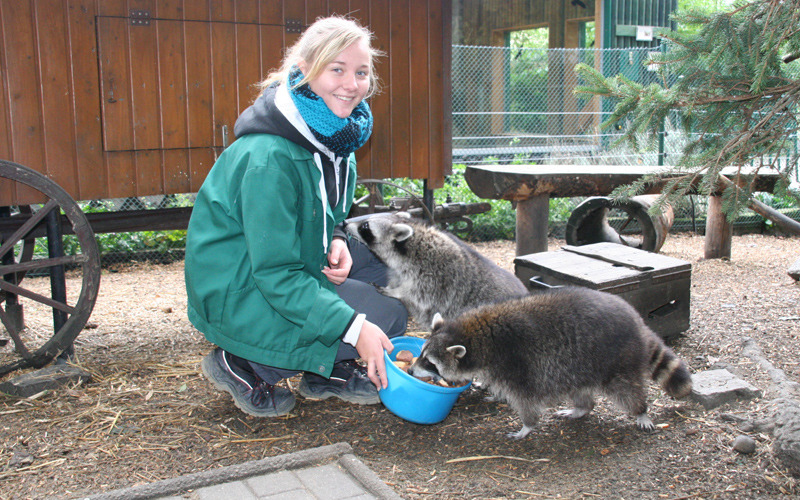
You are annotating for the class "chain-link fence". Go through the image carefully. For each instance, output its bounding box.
[62,45,799,266]
[76,194,194,268]
[452,45,675,166]
[451,44,800,242]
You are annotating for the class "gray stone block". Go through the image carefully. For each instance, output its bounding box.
[295,464,366,500]
[261,490,317,500]
[773,399,800,478]
[196,480,256,500]
[788,257,800,281]
[245,470,303,496]
[690,369,762,410]
[0,364,91,397]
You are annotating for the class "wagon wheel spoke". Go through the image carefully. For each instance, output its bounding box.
[0,254,88,276]
[0,199,59,258]
[0,160,100,378]
[0,280,76,315]
[0,305,31,358]
[0,206,36,293]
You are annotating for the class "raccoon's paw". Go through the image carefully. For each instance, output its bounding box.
[505,426,533,440]
[555,408,592,420]
[376,286,401,299]
[635,414,656,432]
[471,378,488,390]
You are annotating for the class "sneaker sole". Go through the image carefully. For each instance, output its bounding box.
[297,378,380,405]
[201,353,295,417]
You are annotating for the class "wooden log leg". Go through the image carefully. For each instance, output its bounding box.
[704,195,732,259]
[515,194,550,256]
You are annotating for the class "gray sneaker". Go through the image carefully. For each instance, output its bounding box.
[201,348,295,417]
[298,359,380,405]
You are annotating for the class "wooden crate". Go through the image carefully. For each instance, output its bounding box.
[514,242,691,341]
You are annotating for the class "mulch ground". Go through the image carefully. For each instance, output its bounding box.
[1,233,799,499]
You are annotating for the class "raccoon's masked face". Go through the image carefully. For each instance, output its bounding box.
[407,313,469,384]
[344,213,413,257]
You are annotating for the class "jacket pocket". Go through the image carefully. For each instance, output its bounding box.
[220,283,262,334]
[299,200,318,222]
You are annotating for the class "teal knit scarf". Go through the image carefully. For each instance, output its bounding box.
[288,66,373,157]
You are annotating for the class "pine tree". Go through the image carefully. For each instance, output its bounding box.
[574,0,800,226]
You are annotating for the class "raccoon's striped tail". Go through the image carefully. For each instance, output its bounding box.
[648,337,693,398]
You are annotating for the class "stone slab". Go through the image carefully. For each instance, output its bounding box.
[788,257,800,281]
[690,369,762,410]
[82,442,403,500]
[0,364,91,397]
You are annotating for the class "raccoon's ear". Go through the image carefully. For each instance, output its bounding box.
[447,345,467,359]
[392,223,414,242]
[431,313,444,331]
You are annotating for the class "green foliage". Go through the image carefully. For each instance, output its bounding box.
[754,187,800,209]
[435,165,517,241]
[32,199,189,259]
[676,0,737,33]
[367,165,580,242]
[504,29,550,135]
[53,229,187,258]
[574,0,800,221]
[509,28,548,50]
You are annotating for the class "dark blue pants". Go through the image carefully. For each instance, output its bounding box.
[243,238,408,384]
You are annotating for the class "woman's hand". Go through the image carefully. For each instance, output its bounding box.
[323,237,352,285]
[355,320,394,389]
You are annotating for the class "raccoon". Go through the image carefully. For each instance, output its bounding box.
[407,287,693,439]
[345,212,528,327]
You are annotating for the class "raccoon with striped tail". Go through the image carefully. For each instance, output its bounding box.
[407,287,693,439]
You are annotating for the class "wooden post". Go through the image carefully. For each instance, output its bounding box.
[515,194,550,256]
[704,195,732,259]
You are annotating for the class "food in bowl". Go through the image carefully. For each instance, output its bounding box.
[391,357,467,388]
[380,336,472,424]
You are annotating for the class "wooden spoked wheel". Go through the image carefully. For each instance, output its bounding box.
[0,160,100,377]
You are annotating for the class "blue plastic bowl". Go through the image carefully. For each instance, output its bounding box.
[379,336,471,424]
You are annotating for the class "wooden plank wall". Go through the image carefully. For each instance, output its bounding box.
[456,0,596,46]
[0,0,451,205]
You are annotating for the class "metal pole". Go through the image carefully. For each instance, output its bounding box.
[0,206,23,333]
[422,179,435,223]
[45,208,72,362]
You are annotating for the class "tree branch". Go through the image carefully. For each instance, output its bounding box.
[717,175,800,235]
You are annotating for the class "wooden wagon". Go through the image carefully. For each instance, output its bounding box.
[0,0,453,377]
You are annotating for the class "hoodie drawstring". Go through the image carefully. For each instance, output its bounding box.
[339,157,349,216]
[313,152,329,255]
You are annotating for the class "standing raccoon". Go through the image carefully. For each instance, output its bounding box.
[345,212,528,327]
[408,287,693,439]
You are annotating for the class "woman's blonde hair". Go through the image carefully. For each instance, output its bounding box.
[259,16,383,98]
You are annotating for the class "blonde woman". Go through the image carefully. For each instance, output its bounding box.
[185,16,407,417]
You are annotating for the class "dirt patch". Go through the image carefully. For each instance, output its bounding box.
[1,234,799,499]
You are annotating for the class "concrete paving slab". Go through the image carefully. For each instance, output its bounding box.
[79,442,402,500]
[0,364,91,397]
[690,368,762,410]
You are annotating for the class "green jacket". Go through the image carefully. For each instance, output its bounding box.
[185,133,358,377]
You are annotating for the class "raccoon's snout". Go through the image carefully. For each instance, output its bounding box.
[357,221,375,245]
[408,357,442,382]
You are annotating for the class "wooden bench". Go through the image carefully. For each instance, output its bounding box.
[464,164,780,258]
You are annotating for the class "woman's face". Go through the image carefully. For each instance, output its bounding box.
[301,39,371,119]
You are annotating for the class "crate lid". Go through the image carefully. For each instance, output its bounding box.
[514,242,691,288]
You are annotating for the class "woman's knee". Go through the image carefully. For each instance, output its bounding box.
[382,298,408,338]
